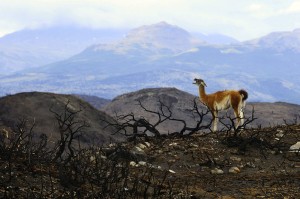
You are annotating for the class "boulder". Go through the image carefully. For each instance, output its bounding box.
[211,168,224,175]
[228,167,240,174]
[289,141,300,152]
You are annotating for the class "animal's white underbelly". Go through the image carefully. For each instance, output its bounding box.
[215,96,231,111]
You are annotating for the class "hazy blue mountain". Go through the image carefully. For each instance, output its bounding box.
[192,32,239,44]
[0,22,236,75]
[166,44,300,79]
[1,22,300,104]
[124,21,204,52]
[29,22,205,76]
[0,26,127,74]
[244,28,300,52]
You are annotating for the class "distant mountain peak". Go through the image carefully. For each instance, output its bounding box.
[135,21,185,30]
[245,28,300,52]
[149,21,175,28]
[149,21,188,32]
[154,21,173,26]
[122,22,202,52]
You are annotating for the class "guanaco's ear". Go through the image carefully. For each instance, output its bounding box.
[201,81,207,87]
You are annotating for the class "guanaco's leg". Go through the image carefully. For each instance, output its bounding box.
[240,101,246,125]
[233,107,241,129]
[212,110,218,132]
[239,107,244,125]
[232,97,244,129]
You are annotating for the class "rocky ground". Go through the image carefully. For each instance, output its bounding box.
[1,123,300,198]
[126,124,300,198]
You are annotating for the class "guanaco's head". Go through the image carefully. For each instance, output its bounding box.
[193,78,207,87]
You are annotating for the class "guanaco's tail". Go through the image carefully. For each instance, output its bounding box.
[238,89,248,101]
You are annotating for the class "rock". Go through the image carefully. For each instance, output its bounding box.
[211,168,224,175]
[108,143,116,148]
[144,142,151,147]
[190,143,199,148]
[230,156,242,162]
[137,143,147,149]
[228,167,240,174]
[167,159,176,164]
[270,150,276,154]
[90,155,106,162]
[276,130,284,138]
[168,169,176,174]
[276,132,284,138]
[131,146,146,156]
[245,162,256,168]
[138,161,147,166]
[157,150,163,154]
[130,161,137,167]
[289,142,300,152]
[134,161,163,170]
[254,158,261,162]
[90,156,96,163]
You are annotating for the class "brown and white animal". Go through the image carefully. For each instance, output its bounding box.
[193,78,248,132]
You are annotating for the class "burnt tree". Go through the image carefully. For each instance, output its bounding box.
[50,100,89,163]
[103,98,214,140]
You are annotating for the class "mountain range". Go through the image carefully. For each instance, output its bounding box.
[0,26,128,74]
[0,22,300,104]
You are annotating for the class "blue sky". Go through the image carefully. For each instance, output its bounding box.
[0,0,300,41]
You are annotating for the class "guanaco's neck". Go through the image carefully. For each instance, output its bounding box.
[198,85,207,102]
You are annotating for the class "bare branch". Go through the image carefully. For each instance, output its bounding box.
[101,97,214,140]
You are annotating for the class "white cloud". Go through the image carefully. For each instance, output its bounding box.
[0,0,300,40]
[279,0,300,14]
[248,4,265,12]
[247,3,273,18]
